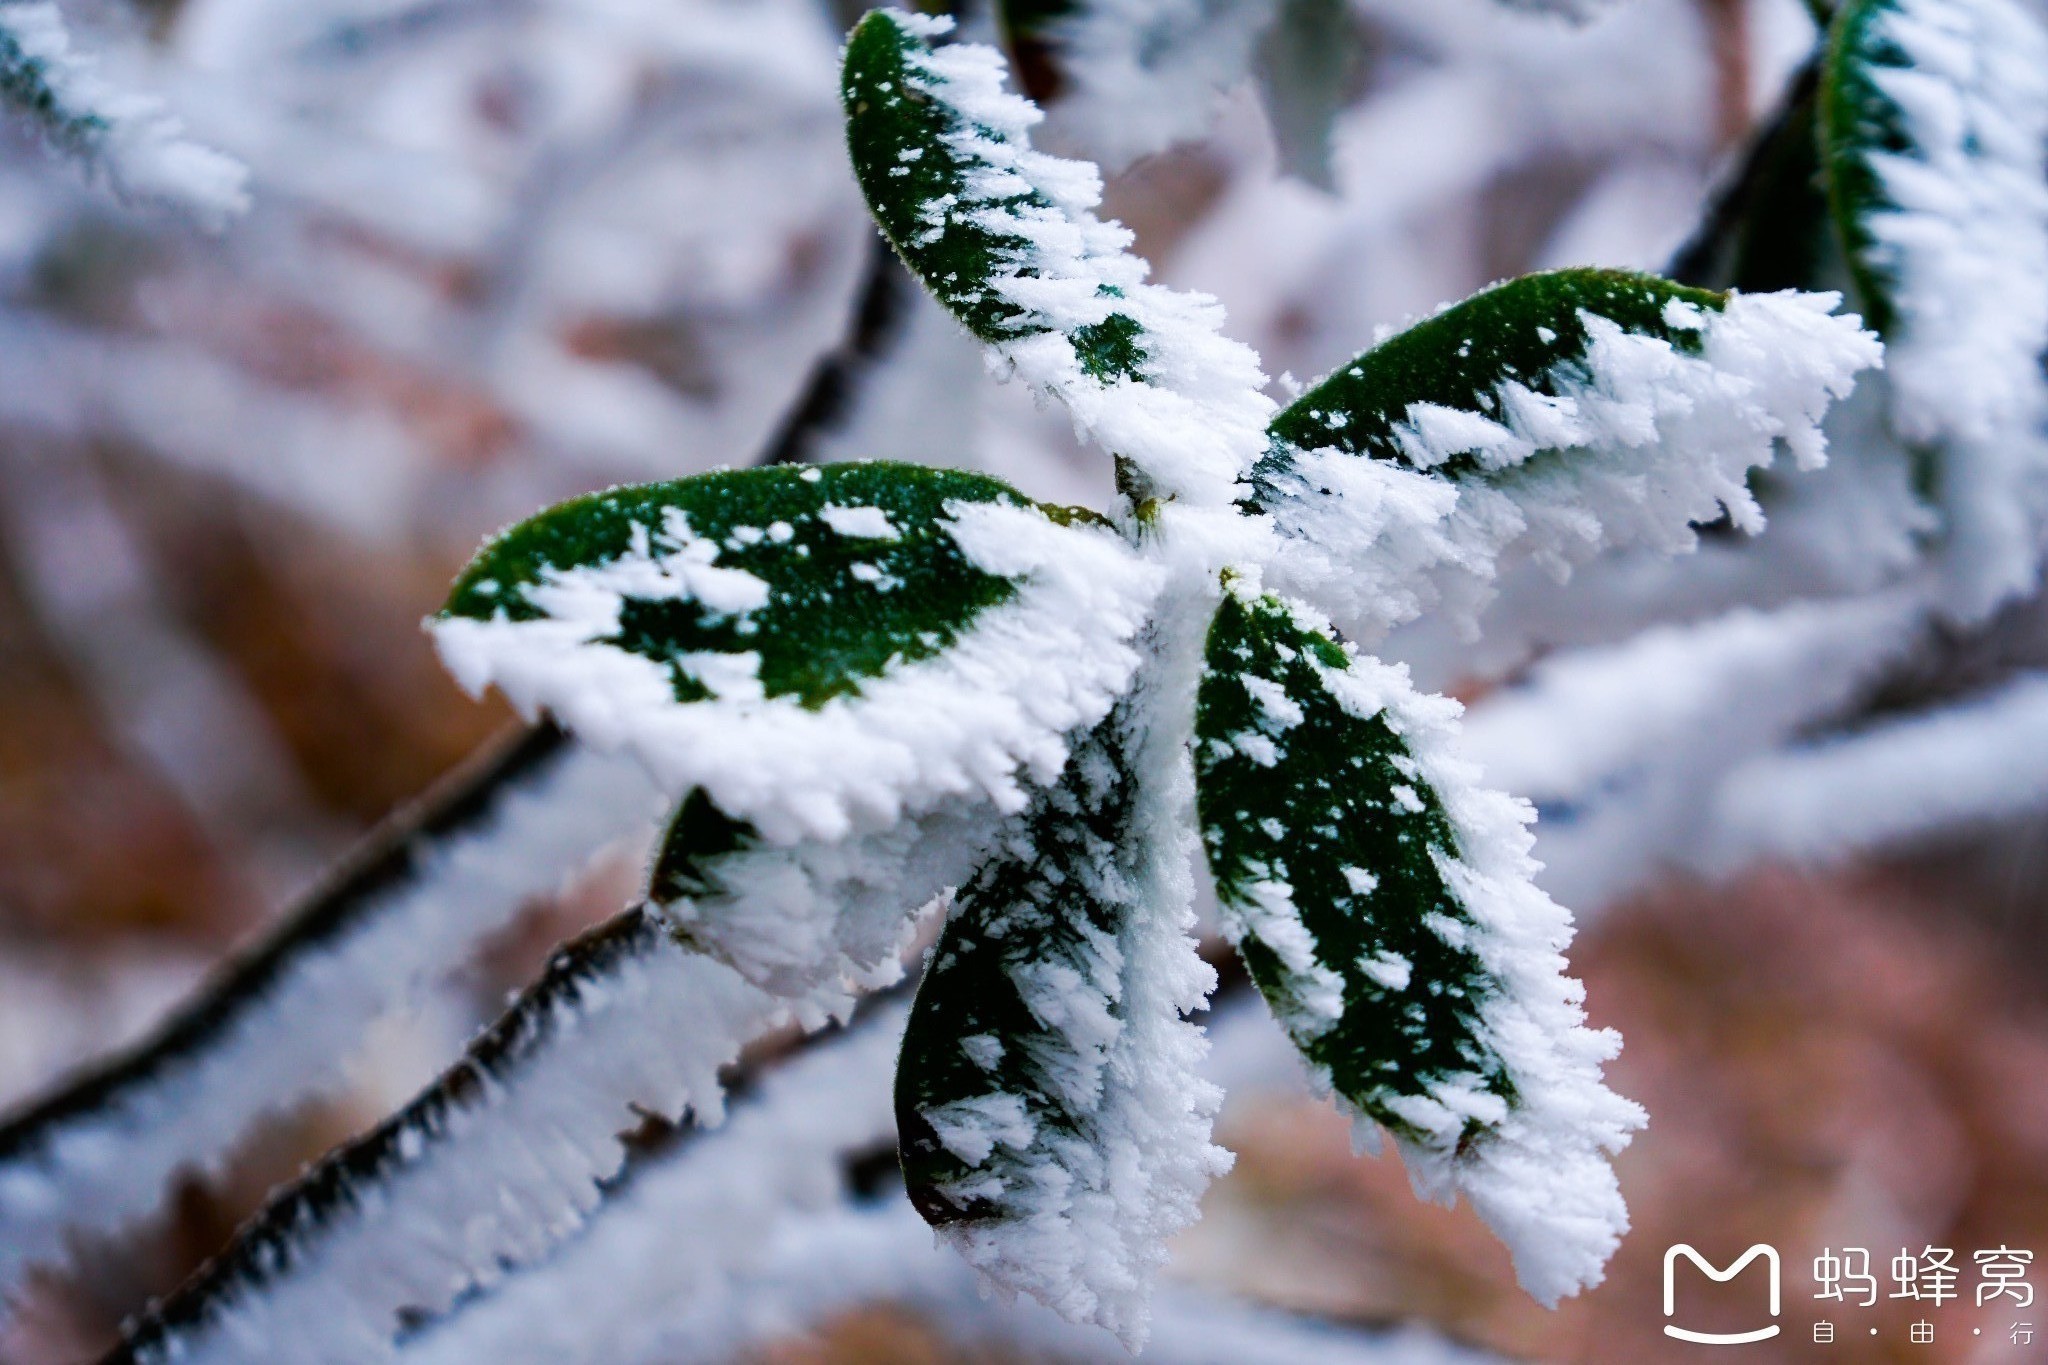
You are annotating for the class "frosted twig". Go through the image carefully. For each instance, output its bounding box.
[758,235,918,467]
[103,909,786,1365]
[0,724,665,1311]
[0,0,247,224]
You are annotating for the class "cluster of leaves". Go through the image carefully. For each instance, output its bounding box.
[427,7,1886,1343]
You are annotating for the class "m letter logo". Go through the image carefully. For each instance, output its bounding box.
[1663,1244,1782,1344]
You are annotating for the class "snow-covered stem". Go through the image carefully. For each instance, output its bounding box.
[395,991,916,1364]
[403,963,1476,1365]
[1706,669,2048,865]
[103,908,787,1365]
[0,0,247,224]
[0,723,663,1314]
[1459,592,1928,909]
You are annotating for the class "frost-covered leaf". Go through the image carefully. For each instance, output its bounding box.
[992,0,1286,171]
[1821,0,2048,614]
[894,704,1228,1349]
[649,788,1003,1027]
[434,462,1160,843]
[842,10,1271,505]
[0,2,247,224]
[1192,584,1644,1305]
[1246,268,1880,638]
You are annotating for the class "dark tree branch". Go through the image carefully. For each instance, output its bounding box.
[1664,54,1821,289]
[758,233,918,468]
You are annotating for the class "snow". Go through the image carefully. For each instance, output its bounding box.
[0,1,248,224]
[872,14,1275,509]
[1036,0,1283,172]
[1289,596,1645,1305]
[1459,591,1926,910]
[1261,289,1881,641]
[399,1002,911,1365]
[1709,670,2048,866]
[0,739,665,1308]
[124,915,788,1365]
[1847,0,2048,617]
[657,799,1004,1028]
[433,498,1163,845]
[817,503,901,539]
[624,1200,1510,1365]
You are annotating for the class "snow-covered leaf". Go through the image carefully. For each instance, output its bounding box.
[1246,268,1880,638]
[1821,0,2048,614]
[1191,584,1644,1306]
[841,10,1272,505]
[434,462,1161,843]
[650,788,1002,1026]
[894,705,1228,1349]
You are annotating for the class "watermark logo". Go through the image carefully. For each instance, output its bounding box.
[1664,1244,1782,1345]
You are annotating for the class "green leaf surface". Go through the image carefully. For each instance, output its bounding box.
[1193,586,1510,1147]
[841,10,1144,381]
[1253,268,1726,492]
[442,462,1021,709]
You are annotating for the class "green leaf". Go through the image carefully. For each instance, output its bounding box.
[1193,584,1645,1307]
[443,462,1017,709]
[1820,0,1920,337]
[894,703,1224,1346]
[840,11,1273,507]
[1193,586,1509,1147]
[841,10,1144,380]
[1254,268,1724,489]
[433,460,1161,844]
[1240,266,1875,639]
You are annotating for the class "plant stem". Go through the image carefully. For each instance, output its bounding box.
[102,908,781,1364]
[0,720,562,1166]
[757,234,917,467]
